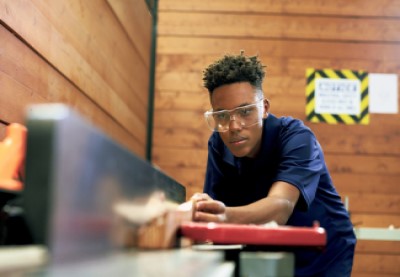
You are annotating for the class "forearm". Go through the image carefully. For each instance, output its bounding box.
[192,182,299,225]
[225,196,295,225]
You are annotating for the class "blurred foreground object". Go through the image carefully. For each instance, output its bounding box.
[0,123,32,246]
[113,193,194,249]
[0,123,27,192]
[23,104,186,263]
[1,104,232,277]
[136,199,194,249]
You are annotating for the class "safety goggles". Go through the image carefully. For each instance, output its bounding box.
[204,99,264,132]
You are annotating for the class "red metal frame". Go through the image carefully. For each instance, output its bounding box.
[180,222,326,247]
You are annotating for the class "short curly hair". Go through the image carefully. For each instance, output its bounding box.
[203,51,266,94]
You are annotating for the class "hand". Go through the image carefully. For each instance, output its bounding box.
[190,193,227,223]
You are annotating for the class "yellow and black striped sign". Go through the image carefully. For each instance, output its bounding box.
[306,68,369,124]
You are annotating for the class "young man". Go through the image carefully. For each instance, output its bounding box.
[191,52,356,276]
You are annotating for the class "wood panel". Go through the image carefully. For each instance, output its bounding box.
[159,164,400,198]
[107,0,152,66]
[0,0,149,151]
[154,80,400,119]
[157,37,400,61]
[353,253,400,275]
[30,0,151,106]
[153,127,210,149]
[154,110,207,130]
[325,155,400,175]
[332,174,400,194]
[152,147,207,168]
[152,148,400,214]
[352,274,396,277]
[156,56,400,95]
[159,0,400,17]
[159,12,400,43]
[156,71,400,105]
[351,214,400,228]
[157,54,400,79]
[159,166,206,187]
[153,87,399,122]
[155,0,400,274]
[153,122,400,156]
[0,25,144,156]
[357,240,400,255]
[153,114,400,148]
[152,147,400,176]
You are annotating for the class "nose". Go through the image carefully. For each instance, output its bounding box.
[228,114,242,131]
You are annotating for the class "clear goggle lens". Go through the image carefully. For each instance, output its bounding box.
[204,100,264,132]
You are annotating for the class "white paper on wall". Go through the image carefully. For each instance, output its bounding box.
[369,73,398,114]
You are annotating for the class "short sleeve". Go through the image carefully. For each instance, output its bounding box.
[273,120,324,210]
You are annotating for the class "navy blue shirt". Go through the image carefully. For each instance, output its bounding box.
[204,114,356,276]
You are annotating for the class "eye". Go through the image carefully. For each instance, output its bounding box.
[214,112,229,121]
[238,107,254,117]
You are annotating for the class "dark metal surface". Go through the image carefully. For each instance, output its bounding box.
[146,0,158,161]
[23,104,185,263]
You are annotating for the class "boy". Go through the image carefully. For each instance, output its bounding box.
[191,52,356,276]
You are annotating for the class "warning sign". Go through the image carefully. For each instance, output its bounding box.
[306,69,369,124]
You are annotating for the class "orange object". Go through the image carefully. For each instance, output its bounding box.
[0,123,27,192]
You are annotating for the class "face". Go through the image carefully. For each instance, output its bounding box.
[210,82,270,158]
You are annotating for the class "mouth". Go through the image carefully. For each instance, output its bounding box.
[229,137,247,145]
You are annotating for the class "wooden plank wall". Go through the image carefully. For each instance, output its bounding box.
[154,1,400,276]
[0,0,152,158]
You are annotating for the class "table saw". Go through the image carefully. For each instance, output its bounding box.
[0,104,326,277]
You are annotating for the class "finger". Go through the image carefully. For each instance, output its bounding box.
[191,193,211,202]
[194,211,225,223]
[197,200,225,214]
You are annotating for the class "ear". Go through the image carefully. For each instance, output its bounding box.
[263,98,271,118]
